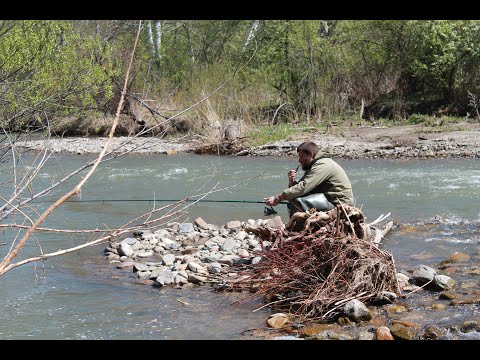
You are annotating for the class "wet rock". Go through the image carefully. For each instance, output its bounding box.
[337,316,354,325]
[420,325,445,340]
[343,299,372,322]
[447,252,471,263]
[460,320,480,333]
[450,295,480,305]
[371,291,397,305]
[389,323,417,340]
[267,313,289,329]
[358,328,375,340]
[375,326,394,340]
[439,291,457,300]
[433,274,456,290]
[412,264,436,285]
[303,328,356,340]
[429,303,446,310]
[385,304,407,313]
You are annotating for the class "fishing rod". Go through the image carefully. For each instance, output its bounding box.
[24,164,302,215]
[30,199,289,204]
[29,198,289,215]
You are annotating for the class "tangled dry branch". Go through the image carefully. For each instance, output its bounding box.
[218,205,399,321]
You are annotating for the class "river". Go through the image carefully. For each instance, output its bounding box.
[0,153,479,339]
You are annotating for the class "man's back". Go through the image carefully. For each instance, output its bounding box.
[283,154,354,206]
[306,157,354,206]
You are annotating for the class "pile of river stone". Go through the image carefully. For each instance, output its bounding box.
[104,216,469,338]
[104,216,287,287]
[104,215,457,294]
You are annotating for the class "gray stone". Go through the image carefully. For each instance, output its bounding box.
[133,262,149,272]
[220,238,237,252]
[225,220,242,229]
[155,271,175,286]
[179,223,194,233]
[194,217,211,230]
[162,253,176,266]
[433,274,456,290]
[118,241,134,257]
[343,299,372,322]
[412,264,437,285]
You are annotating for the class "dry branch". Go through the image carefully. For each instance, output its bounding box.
[220,205,399,321]
[0,22,143,276]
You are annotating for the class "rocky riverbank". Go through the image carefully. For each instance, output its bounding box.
[104,214,480,340]
[15,122,480,158]
[243,123,480,159]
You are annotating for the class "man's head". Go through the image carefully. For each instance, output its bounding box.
[297,142,319,170]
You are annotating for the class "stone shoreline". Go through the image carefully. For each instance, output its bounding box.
[105,215,480,340]
[15,126,480,158]
[244,131,480,158]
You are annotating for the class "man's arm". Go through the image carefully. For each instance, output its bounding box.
[282,161,331,200]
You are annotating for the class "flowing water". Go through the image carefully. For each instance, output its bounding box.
[0,153,479,339]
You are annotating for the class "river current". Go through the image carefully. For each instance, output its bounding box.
[0,153,479,339]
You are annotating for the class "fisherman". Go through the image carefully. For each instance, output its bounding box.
[264,141,354,218]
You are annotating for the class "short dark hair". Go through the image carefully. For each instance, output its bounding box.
[297,142,319,157]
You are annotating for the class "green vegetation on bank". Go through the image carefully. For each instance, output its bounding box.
[1,20,480,140]
[245,115,475,146]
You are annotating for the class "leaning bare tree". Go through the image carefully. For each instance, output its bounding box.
[0,20,145,275]
[0,20,259,277]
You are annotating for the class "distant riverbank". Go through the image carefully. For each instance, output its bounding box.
[15,123,480,159]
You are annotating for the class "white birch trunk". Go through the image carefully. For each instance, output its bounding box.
[154,20,162,62]
[244,20,259,48]
[146,20,156,59]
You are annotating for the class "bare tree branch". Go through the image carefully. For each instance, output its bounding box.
[0,21,144,276]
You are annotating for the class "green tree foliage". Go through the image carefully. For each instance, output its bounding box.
[404,20,480,103]
[0,20,119,131]
[3,19,480,135]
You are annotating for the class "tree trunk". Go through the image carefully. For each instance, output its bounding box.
[244,20,259,49]
[146,21,156,60]
[154,20,162,64]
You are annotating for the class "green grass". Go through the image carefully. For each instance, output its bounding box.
[244,114,475,147]
[247,123,325,146]
[414,124,467,133]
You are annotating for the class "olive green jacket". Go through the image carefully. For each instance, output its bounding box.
[282,152,354,206]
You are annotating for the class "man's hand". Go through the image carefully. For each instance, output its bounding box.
[288,168,298,187]
[288,168,297,182]
[264,195,279,206]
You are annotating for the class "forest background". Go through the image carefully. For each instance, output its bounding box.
[2,19,480,145]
